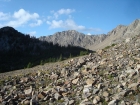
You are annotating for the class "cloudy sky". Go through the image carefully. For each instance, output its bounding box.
[0,0,140,37]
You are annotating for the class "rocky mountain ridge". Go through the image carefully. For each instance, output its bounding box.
[0,31,140,105]
[91,19,140,50]
[40,19,140,51]
[39,30,107,48]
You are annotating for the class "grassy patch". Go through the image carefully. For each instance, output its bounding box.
[104,44,116,49]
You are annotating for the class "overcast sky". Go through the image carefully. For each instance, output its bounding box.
[0,0,140,37]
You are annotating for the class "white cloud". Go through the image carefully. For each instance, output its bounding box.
[28,31,36,36]
[0,12,10,20]
[0,9,42,28]
[47,19,88,31]
[47,16,52,20]
[64,19,85,30]
[6,20,22,27]
[46,21,51,25]
[13,9,39,19]
[47,20,63,29]
[87,33,91,35]
[11,9,40,27]
[54,13,59,19]
[46,8,102,32]
[30,20,42,27]
[51,8,75,19]
[47,19,102,32]
[58,9,75,15]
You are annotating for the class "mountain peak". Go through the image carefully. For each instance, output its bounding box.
[0,26,16,31]
[67,30,79,33]
[60,30,81,35]
[133,19,140,23]
[39,30,107,48]
[130,19,140,28]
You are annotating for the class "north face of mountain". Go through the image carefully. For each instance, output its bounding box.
[90,19,140,50]
[39,30,107,48]
[0,26,91,72]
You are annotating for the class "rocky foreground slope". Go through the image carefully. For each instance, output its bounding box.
[0,35,140,105]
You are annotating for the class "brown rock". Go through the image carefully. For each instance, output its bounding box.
[69,100,75,105]
[86,79,94,85]
[103,91,109,97]
[54,92,61,100]
[82,69,89,75]
[72,78,79,84]
[20,77,28,83]
[38,92,46,99]
[24,100,30,105]
[93,96,100,104]
[24,86,32,95]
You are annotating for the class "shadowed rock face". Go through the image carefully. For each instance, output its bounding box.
[39,19,140,50]
[0,26,91,72]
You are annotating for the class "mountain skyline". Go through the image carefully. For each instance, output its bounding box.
[39,19,140,51]
[0,0,140,37]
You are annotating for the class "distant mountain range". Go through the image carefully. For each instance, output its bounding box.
[39,19,140,50]
[39,30,107,49]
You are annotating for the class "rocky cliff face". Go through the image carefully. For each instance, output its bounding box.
[90,19,140,50]
[39,30,107,48]
[108,19,140,37]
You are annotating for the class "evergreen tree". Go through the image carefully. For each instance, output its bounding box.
[27,62,33,68]
[59,54,62,61]
[69,53,72,58]
[40,60,44,65]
